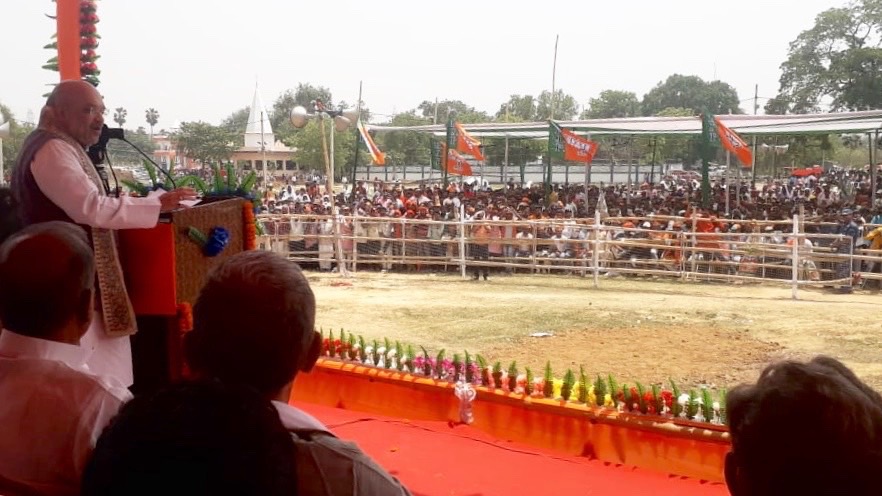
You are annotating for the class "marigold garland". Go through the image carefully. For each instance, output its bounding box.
[43,0,102,87]
[243,200,257,250]
[316,326,728,426]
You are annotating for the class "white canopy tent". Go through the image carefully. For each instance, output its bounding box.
[364,110,882,207]
[366,110,882,137]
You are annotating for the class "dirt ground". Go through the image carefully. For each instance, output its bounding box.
[306,270,882,391]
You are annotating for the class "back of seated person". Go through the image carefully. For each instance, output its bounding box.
[81,380,297,496]
[184,250,412,496]
[0,221,130,496]
[725,355,882,496]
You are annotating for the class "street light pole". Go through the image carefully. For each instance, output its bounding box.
[292,103,358,277]
[260,110,269,193]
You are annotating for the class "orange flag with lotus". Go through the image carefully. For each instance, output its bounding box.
[447,148,474,176]
[715,117,752,167]
[454,122,484,161]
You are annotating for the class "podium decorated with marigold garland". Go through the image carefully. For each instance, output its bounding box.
[118,197,258,393]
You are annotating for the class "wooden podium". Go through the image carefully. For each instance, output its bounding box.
[118,198,251,394]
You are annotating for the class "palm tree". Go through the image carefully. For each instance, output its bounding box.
[113,107,127,128]
[145,108,159,138]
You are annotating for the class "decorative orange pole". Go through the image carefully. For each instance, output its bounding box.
[57,0,81,80]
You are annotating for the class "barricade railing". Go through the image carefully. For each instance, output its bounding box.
[256,214,857,298]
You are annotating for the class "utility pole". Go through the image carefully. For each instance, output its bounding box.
[751,84,758,184]
[546,34,559,198]
[260,110,268,192]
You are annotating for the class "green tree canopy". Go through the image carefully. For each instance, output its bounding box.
[113,107,127,128]
[271,83,334,145]
[537,89,580,120]
[173,121,237,167]
[220,107,250,145]
[581,90,642,119]
[0,103,32,178]
[495,94,537,121]
[492,90,580,121]
[641,74,741,116]
[145,108,159,136]
[773,0,882,113]
[377,110,432,166]
[291,118,358,178]
[417,99,489,124]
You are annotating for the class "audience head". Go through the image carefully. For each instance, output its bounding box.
[0,221,94,342]
[81,380,298,496]
[45,80,105,147]
[185,250,319,397]
[725,356,882,496]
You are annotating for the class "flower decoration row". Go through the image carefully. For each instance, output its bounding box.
[43,0,101,87]
[319,328,728,426]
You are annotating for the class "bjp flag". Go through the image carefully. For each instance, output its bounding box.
[447,148,474,176]
[549,121,598,163]
[715,117,753,167]
[454,122,485,161]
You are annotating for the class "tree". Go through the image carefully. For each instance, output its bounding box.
[290,118,357,178]
[536,89,580,120]
[581,90,641,119]
[173,121,237,167]
[641,74,741,116]
[376,110,432,167]
[271,83,334,146]
[113,107,127,128]
[417,100,489,124]
[495,95,538,121]
[145,108,159,137]
[773,0,882,113]
[222,107,250,132]
[0,103,34,179]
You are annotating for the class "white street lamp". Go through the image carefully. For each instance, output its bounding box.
[290,101,356,276]
[0,121,10,186]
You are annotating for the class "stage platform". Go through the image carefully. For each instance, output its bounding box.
[294,400,729,496]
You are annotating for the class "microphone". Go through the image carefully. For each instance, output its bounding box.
[91,125,178,189]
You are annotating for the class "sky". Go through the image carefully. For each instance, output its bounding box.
[1,0,838,131]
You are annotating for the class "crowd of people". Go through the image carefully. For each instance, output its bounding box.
[256,170,880,288]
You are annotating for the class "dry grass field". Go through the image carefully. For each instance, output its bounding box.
[306,270,882,391]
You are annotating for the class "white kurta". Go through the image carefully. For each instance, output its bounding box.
[0,330,131,496]
[31,139,163,386]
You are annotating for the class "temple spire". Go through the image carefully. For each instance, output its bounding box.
[244,85,274,149]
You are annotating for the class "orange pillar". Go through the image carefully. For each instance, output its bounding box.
[57,0,81,81]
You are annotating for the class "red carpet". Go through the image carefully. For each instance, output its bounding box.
[294,401,729,496]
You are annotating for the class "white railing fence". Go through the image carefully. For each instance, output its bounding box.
[256,214,859,299]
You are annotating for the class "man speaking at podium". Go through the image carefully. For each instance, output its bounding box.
[11,80,196,386]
